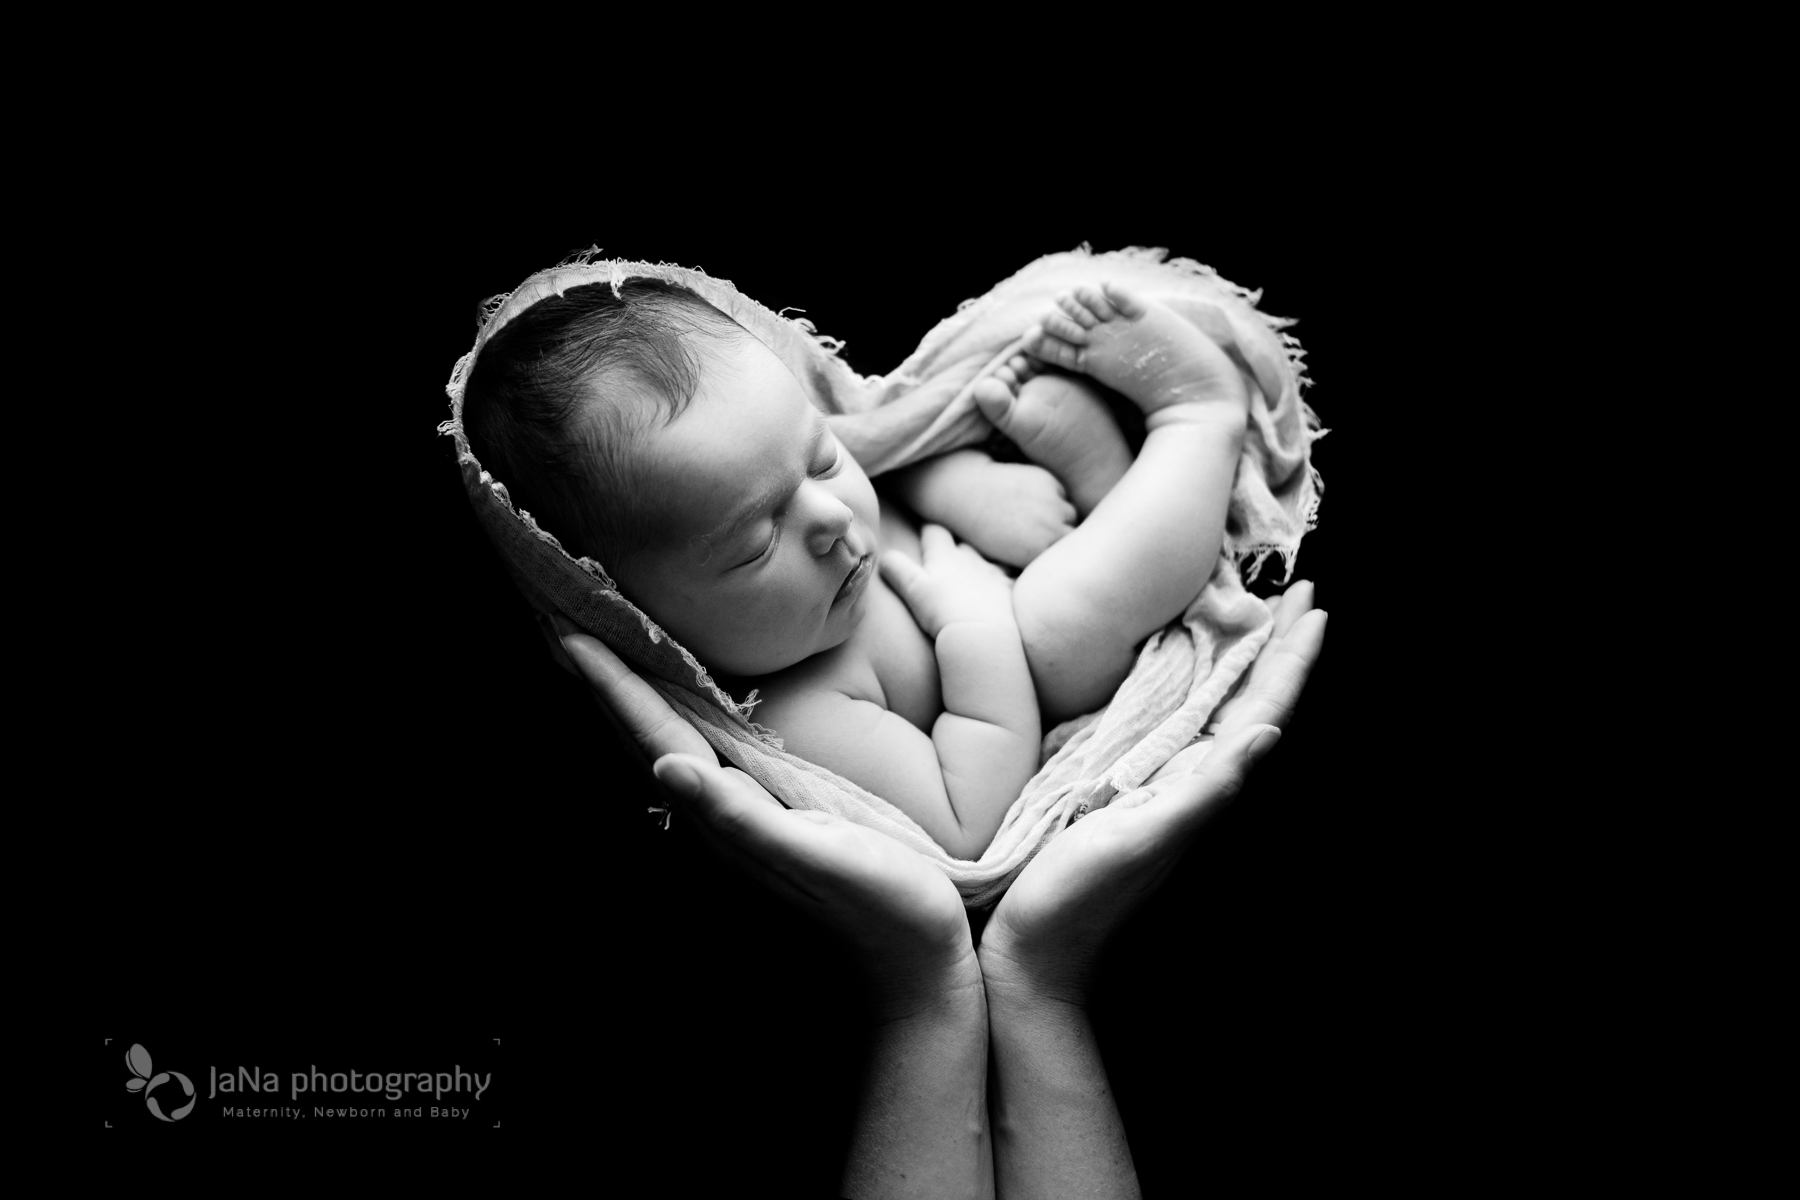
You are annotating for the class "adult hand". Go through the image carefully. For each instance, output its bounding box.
[555,619,977,1012]
[558,619,995,1198]
[979,583,1327,1004]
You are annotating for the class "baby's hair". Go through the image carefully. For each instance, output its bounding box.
[462,279,750,577]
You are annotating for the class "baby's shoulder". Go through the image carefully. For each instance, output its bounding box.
[750,579,938,735]
[751,629,886,729]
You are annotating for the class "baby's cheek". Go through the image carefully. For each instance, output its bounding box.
[738,577,816,650]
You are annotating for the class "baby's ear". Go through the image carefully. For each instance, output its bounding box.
[535,611,580,677]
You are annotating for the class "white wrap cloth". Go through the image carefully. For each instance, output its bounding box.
[442,247,1324,907]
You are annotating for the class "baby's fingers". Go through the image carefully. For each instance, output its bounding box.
[917,522,957,564]
[879,548,924,594]
[879,550,939,630]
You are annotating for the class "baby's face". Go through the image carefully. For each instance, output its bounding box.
[620,337,881,679]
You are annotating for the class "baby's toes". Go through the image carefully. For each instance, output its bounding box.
[972,376,1017,425]
[1056,293,1099,329]
[1098,280,1149,319]
[1073,285,1119,322]
[1039,309,1090,345]
[1023,323,1086,372]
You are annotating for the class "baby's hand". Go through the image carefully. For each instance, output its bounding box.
[880,524,1017,638]
[944,461,1077,569]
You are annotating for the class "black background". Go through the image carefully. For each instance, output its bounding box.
[95,142,1496,1190]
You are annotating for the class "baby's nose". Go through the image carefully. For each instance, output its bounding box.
[804,487,854,557]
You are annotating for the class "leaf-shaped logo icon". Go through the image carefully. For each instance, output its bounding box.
[127,1045,197,1120]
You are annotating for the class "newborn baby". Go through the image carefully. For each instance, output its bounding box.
[463,279,1248,859]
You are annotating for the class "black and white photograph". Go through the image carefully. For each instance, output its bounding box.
[94,124,1519,1192]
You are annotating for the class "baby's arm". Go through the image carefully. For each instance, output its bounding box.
[887,450,1076,569]
[1011,283,1251,724]
[758,526,1041,861]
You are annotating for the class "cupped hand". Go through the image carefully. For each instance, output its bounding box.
[979,584,1327,1004]
[879,523,1018,637]
[556,620,977,1013]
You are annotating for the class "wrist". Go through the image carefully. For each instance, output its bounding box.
[899,450,990,517]
[865,942,987,1025]
[978,935,1093,1014]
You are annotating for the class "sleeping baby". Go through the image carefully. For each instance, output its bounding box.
[462,278,1250,859]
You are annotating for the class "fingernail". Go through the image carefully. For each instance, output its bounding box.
[654,756,702,800]
[1247,726,1282,763]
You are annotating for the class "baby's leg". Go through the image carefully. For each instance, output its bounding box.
[1011,282,1249,724]
[885,448,1077,569]
[971,357,1132,518]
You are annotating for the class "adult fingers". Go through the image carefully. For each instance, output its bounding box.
[1215,610,1327,737]
[656,755,953,931]
[1271,580,1314,638]
[656,754,788,831]
[653,753,830,908]
[1147,722,1283,839]
[557,623,714,761]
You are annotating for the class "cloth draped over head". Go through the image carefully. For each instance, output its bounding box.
[442,246,1324,907]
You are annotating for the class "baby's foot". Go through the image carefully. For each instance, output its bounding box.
[1023,282,1248,421]
[972,356,1131,518]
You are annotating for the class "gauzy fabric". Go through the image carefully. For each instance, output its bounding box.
[441,247,1323,907]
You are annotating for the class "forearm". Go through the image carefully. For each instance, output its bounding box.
[982,969,1139,1199]
[1031,410,1241,624]
[843,966,995,1200]
[931,622,1040,854]
[1013,409,1245,722]
[936,621,1039,737]
[888,450,993,531]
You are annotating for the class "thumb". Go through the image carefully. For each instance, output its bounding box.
[653,752,785,826]
[653,752,709,804]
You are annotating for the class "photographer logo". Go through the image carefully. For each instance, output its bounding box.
[125,1044,196,1121]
